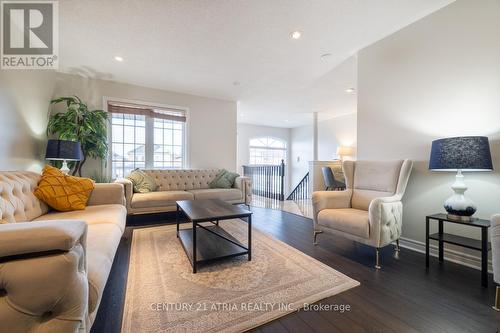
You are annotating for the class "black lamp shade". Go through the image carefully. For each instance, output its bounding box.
[429,136,493,171]
[45,140,83,161]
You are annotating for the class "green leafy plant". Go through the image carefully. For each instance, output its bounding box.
[47,96,108,176]
[90,170,112,183]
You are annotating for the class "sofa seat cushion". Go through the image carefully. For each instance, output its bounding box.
[317,208,369,239]
[84,222,123,313]
[131,191,194,209]
[34,204,126,234]
[187,188,243,201]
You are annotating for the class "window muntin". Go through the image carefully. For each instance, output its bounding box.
[249,137,287,165]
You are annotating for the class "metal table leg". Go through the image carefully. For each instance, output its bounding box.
[425,217,430,267]
[248,215,252,261]
[438,219,444,262]
[481,227,488,287]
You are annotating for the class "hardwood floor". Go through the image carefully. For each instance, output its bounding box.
[91,207,500,333]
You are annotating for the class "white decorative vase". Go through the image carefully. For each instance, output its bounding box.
[443,170,476,221]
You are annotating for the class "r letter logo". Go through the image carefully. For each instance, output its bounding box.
[1,0,58,69]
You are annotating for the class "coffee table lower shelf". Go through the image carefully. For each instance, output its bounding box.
[178,225,249,273]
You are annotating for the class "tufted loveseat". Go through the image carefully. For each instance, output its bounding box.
[0,171,126,333]
[115,169,252,215]
[312,160,413,269]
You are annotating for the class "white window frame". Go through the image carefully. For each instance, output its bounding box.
[104,96,190,179]
[248,136,287,165]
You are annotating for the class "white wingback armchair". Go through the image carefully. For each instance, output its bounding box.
[312,159,413,269]
[491,214,500,310]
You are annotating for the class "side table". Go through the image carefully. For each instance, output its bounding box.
[426,213,491,287]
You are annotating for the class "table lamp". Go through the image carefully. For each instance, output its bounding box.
[429,136,493,221]
[45,140,83,174]
[336,146,355,161]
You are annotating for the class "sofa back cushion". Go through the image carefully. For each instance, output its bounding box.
[0,171,48,223]
[344,160,403,211]
[142,169,222,191]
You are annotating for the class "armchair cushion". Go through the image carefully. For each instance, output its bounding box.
[351,160,403,210]
[312,190,352,223]
[318,208,369,238]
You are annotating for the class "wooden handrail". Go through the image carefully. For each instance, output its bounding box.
[287,172,310,201]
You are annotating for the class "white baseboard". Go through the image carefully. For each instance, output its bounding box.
[398,237,492,273]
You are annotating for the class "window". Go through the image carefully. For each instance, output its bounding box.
[249,137,287,165]
[109,101,187,178]
[154,118,184,169]
[111,113,146,178]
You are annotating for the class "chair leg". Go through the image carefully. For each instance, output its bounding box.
[375,248,381,269]
[395,239,401,252]
[493,286,500,311]
[313,230,323,245]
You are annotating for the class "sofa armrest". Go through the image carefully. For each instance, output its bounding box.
[87,183,125,206]
[234,176,252,205]
[0,220,87,258]
[491,215,500,283]
[0,220,88,333]
[114,178,133,209]
[312,190,352,225]
[368,195,404,247]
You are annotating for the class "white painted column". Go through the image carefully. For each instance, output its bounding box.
[312,112,318,161]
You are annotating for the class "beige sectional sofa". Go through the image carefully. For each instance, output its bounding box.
[0,171,126,333]
[116,169,252,215]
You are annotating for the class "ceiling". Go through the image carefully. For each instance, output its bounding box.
[58,0,454,128]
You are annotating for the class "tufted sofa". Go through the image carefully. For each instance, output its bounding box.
[0,171,126,333]
[312,160,413,269]
[115,169,252,215]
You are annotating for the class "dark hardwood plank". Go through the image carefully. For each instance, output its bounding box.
[91,206,500,333]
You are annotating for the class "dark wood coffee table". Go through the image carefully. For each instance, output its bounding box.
[176,199,252,273]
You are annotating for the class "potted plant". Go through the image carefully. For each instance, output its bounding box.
[47,96,108,176]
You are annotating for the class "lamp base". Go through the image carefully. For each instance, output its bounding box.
[60,160,70,174]
[446,214,473,222]
[443,170,476,220]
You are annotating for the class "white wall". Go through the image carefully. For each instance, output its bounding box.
[53,73,238,176]
[290,124,314,188]
[357,0,500,264]
[317,113,357,160]
[290,113,357,188]
[0,71,56,172]
[237,123,291,191]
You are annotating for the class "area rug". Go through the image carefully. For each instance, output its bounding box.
[121,219,359,333]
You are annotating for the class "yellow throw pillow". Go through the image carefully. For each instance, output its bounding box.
[34,165,95,212]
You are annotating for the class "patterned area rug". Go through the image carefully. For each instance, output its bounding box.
[122,220,359,333]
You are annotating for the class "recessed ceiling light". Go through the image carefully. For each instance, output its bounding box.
[345,88,356,93]
[290,31,302,40]
[320,53,332,61]
[114,56,124,62]
[284,119,289,123]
